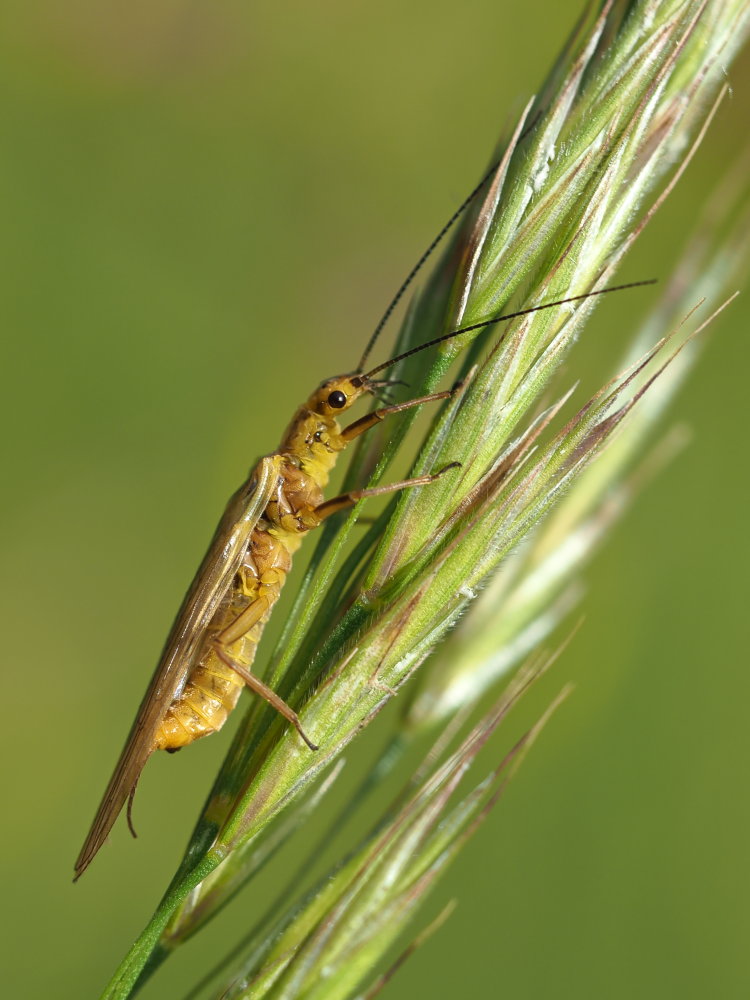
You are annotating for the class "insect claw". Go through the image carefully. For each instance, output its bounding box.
[438,461,462,475]
[298,727,319,752]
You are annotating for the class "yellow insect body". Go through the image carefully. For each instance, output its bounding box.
[152,381,350,751]
[76,373,429,877]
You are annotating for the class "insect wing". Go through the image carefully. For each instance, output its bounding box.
[74,455,282,879]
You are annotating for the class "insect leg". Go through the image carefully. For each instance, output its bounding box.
[217,596,271,646]
[308,462,461,524]
[211,642,319,751]
[341,385,460,443]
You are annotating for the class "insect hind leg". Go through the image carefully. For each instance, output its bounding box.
[211,642,318,751]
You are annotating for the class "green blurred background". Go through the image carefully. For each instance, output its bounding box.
[1,2,748,997]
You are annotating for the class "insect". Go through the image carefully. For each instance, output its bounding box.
[74,160,653,880]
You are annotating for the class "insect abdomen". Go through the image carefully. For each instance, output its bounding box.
[151,645,246,751]
[152,525,296,751]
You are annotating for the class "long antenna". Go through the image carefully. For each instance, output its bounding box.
[362,279,657,378]
[358,108,545,371]
[357,161,501,371]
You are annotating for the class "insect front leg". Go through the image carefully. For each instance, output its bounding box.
[340,382,463,443]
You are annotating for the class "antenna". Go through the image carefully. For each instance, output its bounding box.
[362,279,657,379]
[358,108,544,371]
[356,161,501,371]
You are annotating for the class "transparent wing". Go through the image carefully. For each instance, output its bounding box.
[74,455,281,879]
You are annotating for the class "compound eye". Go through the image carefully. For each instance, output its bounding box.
[327,390,347,409]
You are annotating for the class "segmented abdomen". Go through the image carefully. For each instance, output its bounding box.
[152,524,296,751]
